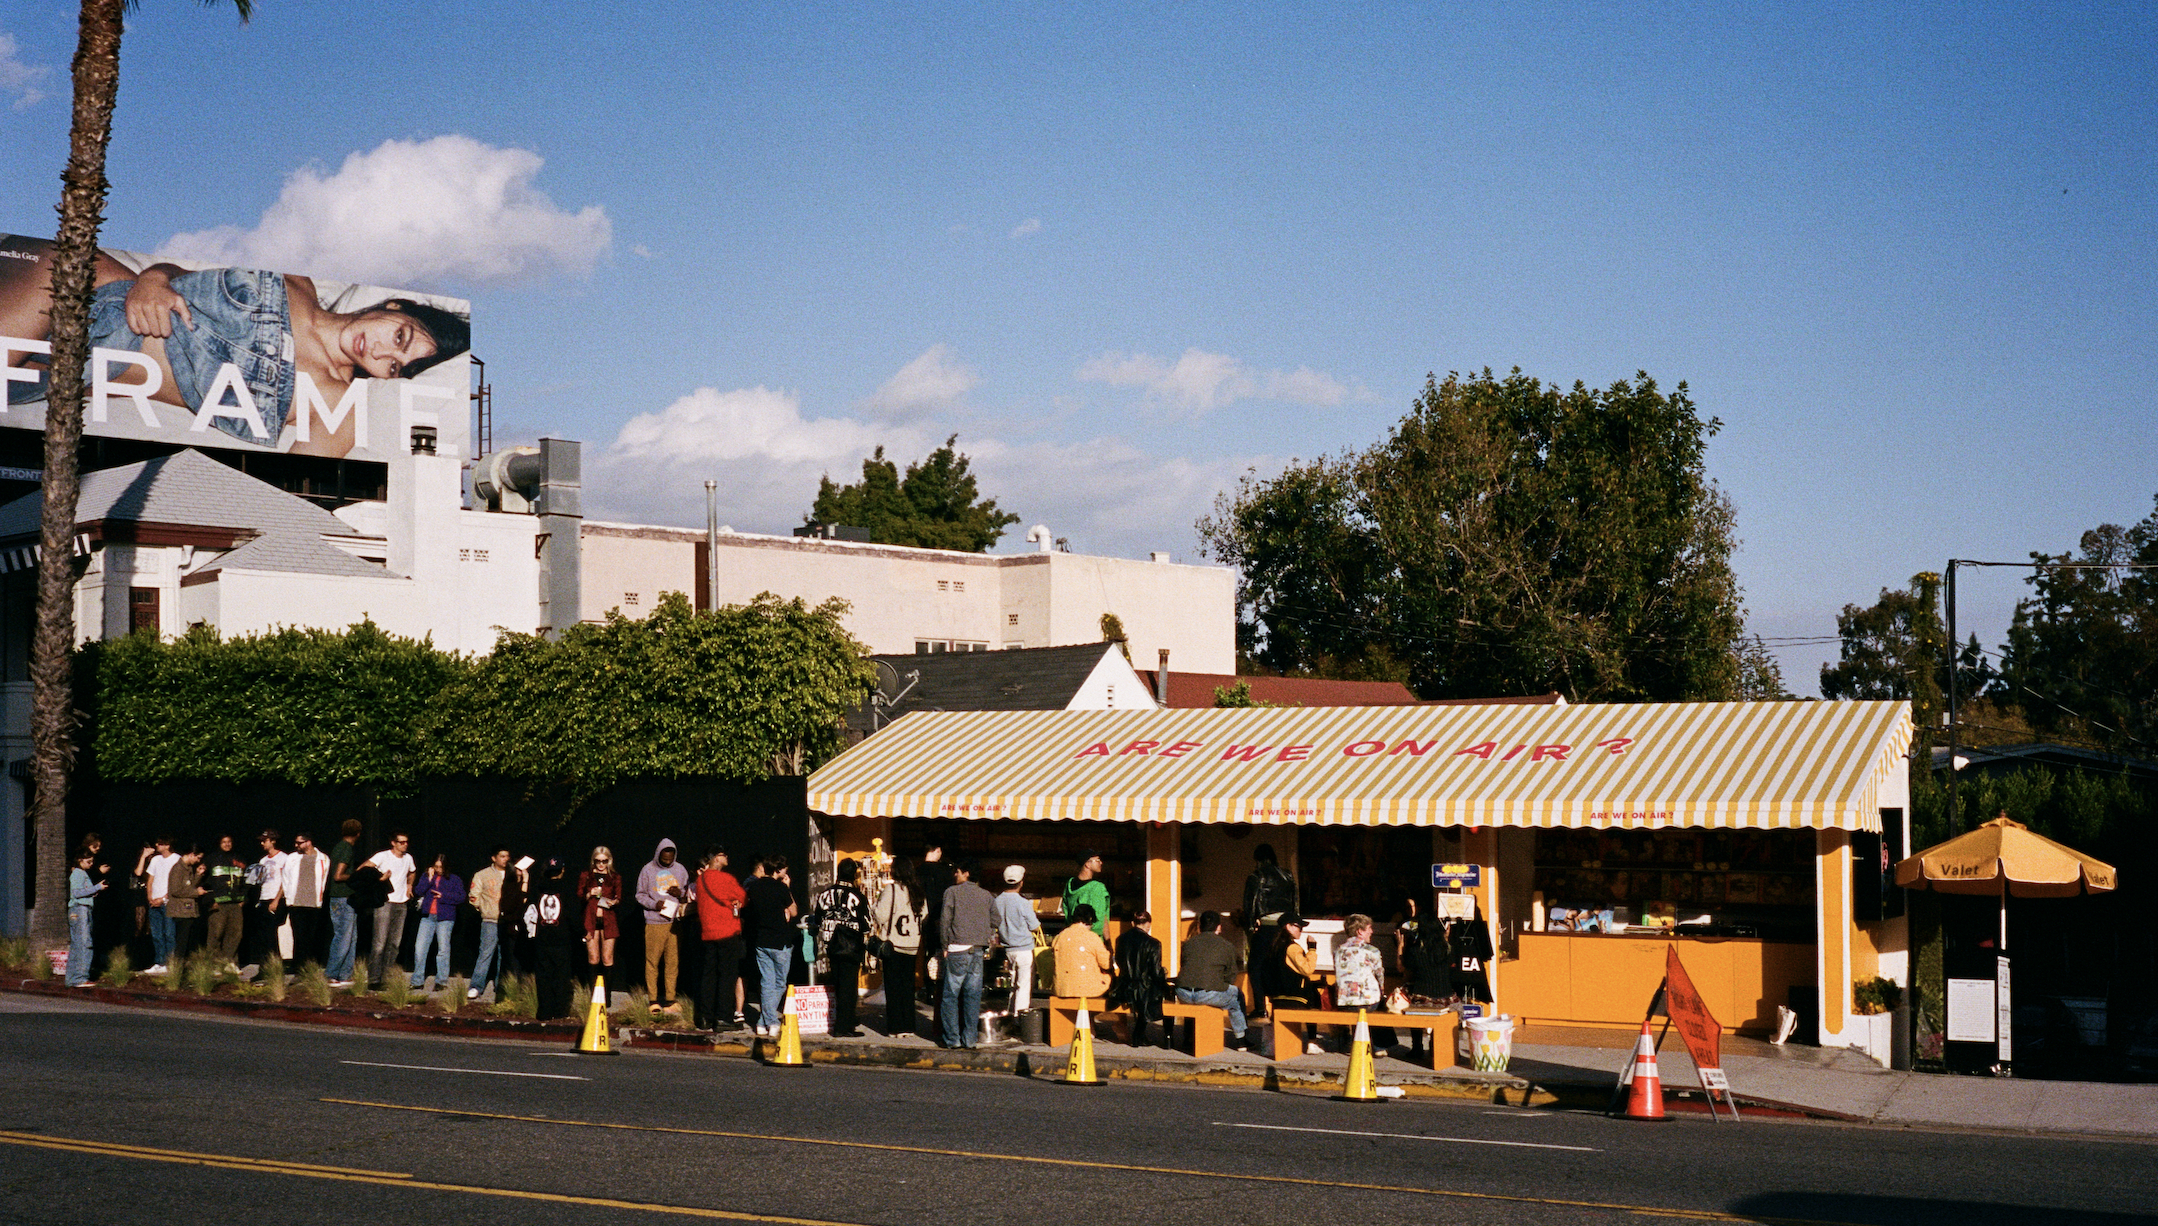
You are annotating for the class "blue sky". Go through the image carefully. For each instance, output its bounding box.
[2,2,2152,691]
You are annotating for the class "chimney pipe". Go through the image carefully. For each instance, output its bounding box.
[705,480,719,611]
[1155,648,1170,706]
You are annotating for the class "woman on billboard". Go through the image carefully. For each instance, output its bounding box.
[0,234,468,457]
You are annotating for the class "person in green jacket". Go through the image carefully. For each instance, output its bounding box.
[1061,850,1110,937]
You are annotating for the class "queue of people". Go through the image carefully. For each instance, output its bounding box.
[63,829,1498,1058]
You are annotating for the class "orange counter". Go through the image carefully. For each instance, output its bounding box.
[1505,932,1810,1034]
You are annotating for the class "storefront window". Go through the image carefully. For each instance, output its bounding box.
[1532,827,1815,939]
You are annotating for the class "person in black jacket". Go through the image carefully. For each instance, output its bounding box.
[1446,900,1495,1004]
[1240,844,1297,1017]
[532,858,579,1020]
[1111,910,1170,1048]
[917,838,955,1024]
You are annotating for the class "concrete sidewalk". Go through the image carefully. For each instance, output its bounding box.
[1502,1024,2158,1138]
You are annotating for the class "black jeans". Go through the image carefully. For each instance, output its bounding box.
[285,905,325,967]
[883,950,917,1036]
[170,916,196,965]
[698,936,744,1028]
[535,943,576,1020]
[828,953,861,1035]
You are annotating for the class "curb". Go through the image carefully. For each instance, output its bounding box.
[0,979,1848,1119]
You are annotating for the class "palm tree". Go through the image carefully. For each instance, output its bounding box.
[27,0,251,948]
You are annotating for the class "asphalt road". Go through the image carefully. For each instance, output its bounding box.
[1,993,2152,1226]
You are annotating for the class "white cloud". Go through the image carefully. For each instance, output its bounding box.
[585,383,1271,563]
[591,386,927,528]
[1010,218,1043,238]
[0,32,50,110]
[1077,347,1350,414]
[861,344,979,421]
[631,243,654,259]
[157,136,610,288]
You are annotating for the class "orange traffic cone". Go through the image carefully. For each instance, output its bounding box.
[1614,1018,1669,1122]
[1060,1007,1104,1086]
[576,976,614,1055]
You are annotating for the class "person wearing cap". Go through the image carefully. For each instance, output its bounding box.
[1060,850,1109,937]
[531,857,580,1020]
[1266,913,1324,1013]
[992,865,1043,1017]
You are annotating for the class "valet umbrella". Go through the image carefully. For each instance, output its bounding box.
[1895,815,2116,1068]
[1894,815,2118,899]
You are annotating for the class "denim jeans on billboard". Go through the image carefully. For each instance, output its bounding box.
[327,898,358,982]
[22,269,300,447]
[471,921,502,993]
[1177,986,1249,1038]
[410,915,455,988]
[754,945,792,1030]
[68,907,94,985]
[940,949,985,1048]
[148,904,173,967]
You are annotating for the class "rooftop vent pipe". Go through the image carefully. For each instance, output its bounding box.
[1026,524,1052,552]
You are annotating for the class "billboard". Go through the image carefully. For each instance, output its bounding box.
[0,233,471,464]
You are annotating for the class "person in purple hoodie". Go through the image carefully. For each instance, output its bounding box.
[634,839,693,1013]
[408,853,465,992]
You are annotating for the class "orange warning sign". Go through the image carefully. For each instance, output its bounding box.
[1662,945,1722,1074]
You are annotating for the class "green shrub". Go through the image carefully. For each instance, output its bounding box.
[184,951,218,996]
[1854,976,1904,1016]
[100,947,133,988]
[263,954,286,1002]
[293,962,331,1007]
[160,959,185,992]
[0,936,29,973]
[438,977,468,1014]
[380,969,413,1009]
[29,946,56,980]
[489,974,537,1019]
[616,986,654,1029]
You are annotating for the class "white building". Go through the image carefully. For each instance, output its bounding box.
[580,522,1237,673]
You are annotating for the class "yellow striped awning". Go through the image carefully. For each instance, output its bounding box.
[807,701,1912,832]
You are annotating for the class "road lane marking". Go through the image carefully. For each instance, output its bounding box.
[322,1099,1859,1226]
[0,1130,408,1177]
[0,1129,869,1225]
[339,1059,587,1080]
[1214,1121,1597,1151]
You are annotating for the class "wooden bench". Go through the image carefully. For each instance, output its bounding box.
[1161,1000,1233,1058]
[1270,1008,1458,1068]
[1047,996,1129,1047]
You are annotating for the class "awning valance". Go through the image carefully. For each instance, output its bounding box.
[807,700,1912,832]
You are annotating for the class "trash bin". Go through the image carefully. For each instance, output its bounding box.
[1467,1015,1515,1071]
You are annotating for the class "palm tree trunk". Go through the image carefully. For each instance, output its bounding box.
[26,0,124,949]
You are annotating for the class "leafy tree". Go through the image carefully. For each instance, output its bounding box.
[425,592,876,816]
[1996,495,2158,754]
[1211,680,1279,708]
[1099,612,1129,661]
[807,435,1019,552]
[1733,636,1794,700]
[90,621,463,795]
[1197,368,1747,702]
[28,0,254,946]
[1819,572,1947,722]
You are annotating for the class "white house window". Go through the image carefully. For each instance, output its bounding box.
[937,580,949,592]
[1006,613,1019,626]
[624,592,640,607]
[953,580,966,593]
[473,549,489,563]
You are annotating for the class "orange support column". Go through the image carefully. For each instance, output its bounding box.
[1817,829,1851,1043]
[1146,823,1181,978]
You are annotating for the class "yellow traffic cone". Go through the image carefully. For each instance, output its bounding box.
[768,985,809,1068]
[1335,1009,1380,1102]
[577,975,614,1056]
[1061,1007,1104,1086]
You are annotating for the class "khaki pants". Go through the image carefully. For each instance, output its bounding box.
[206,904,244,967]
[644,923,679,1004]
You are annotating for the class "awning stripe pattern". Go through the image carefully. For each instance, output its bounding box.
[806,700,1913,831]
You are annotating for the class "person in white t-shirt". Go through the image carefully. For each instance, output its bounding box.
[140,837,180,973]
[249,830,292,967]
[364,833,417,990]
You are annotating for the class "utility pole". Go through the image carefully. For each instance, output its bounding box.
[705,480,719,611]
[1946,560,1959,834]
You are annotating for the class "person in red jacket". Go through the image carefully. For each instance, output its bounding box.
[694,845,749,1030]
[579,847,622,976]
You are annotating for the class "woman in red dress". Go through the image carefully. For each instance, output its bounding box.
[578,846,622,973]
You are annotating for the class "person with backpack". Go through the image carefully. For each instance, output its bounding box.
[1241,843,1298,1017]
[811,858,871,1038]
[872,857,924,1037]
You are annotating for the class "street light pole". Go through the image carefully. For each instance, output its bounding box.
[1946,560,1959,834]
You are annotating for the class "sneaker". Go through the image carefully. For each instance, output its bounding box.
[71,980,95,989]
[145,965,167,975]
[466,987,481,1000]
[328,979,354,989]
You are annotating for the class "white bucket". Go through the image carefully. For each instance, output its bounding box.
[1467,1014,1515,1071]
